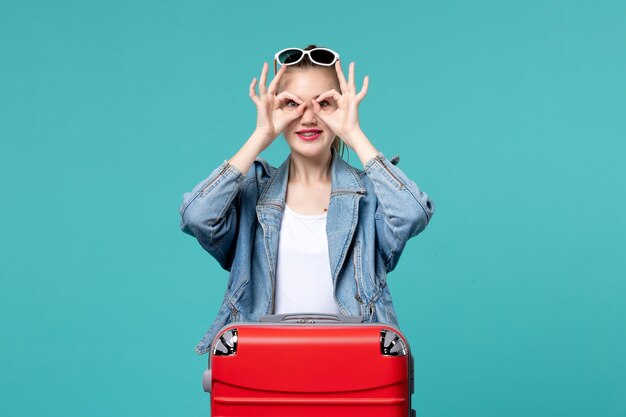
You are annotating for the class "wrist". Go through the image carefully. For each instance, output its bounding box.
[251,128,274,143]
[250,129,275,150]
[341,126,365,143]
[343,129,379,166]
[228,131,271,174]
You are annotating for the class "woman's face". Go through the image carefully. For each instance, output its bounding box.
[277,68,340,159]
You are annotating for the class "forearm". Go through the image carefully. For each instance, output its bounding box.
[364,153,435,271]
[180,160,244,233]
[179,159,246,269]
[228,130,272,175]
[345,128,434,223]
[364,153,434,235]
[343,128,380,167]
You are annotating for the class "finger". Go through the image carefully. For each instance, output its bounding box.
[249,77,261,105]
[259,62,268,96]
[356,75,369,101]
[267,63,287,95]
[335,60,349,93]
[311,98,323,115]
[274,91,302,111]
[287,101,306,118]
[311,98,330,116]
[348,62,355,94]
[277,103,305,132]
[275,90,303,104]
[316,89,342,103]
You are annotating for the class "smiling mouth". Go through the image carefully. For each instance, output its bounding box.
[296,130,323,141]
[296,129,323,136]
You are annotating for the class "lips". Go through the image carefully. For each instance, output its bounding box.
[296,129,322,141]
[295,129,323,141]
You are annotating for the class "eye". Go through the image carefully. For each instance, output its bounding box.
[286,100,298,107]
[319,100,330,107]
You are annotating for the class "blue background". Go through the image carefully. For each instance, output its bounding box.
[1,1,625,416]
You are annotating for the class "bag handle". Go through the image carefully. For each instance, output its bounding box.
[258,313,364,324]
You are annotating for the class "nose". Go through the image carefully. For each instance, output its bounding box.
[300,102,317,124]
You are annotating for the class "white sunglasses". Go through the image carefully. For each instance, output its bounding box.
[273,47,340,74]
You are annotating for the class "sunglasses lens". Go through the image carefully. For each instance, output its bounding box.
[277,49,304,65]
[310,49,336,65]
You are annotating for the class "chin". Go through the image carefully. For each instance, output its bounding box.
[286,135,333,158]
[294,147,331,159]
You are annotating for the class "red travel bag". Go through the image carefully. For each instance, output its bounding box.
[202,313,415,417]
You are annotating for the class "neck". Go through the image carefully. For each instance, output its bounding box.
[288,150,333,185]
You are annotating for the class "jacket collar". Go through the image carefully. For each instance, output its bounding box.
[258,148,365,206]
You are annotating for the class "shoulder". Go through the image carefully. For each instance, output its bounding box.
[350,162,369,185]
[335,155,372,189]
[240,156,277,189]
[343,152,403,196]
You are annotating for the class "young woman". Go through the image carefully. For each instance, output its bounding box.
[179,45,435,355]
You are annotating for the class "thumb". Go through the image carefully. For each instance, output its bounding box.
[292,101,306,118]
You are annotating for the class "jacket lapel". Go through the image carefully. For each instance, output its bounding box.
[256,155,290,278]
[326,150,366,286]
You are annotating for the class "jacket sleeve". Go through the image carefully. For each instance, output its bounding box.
[179,160,245,271]
[363,153,435,273]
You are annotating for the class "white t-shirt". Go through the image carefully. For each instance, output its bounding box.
[273,204,341,315]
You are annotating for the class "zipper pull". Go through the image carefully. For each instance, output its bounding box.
[368,302,375,322]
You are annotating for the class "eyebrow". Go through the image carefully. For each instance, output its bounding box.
[292,93,323,100]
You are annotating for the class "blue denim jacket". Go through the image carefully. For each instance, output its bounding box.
[179,149,435,355]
